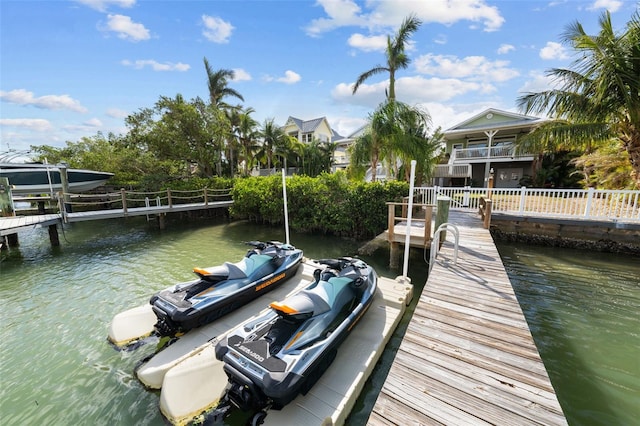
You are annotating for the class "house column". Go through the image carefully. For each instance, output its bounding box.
[483,130,498,187]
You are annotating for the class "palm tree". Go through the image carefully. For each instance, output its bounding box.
[234,107,260,176]
[516,11,640,188]
[203,57,244,108]
[352,14,422,101]
[259,118,287,170]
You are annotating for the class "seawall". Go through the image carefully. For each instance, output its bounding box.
[489,213,640,255]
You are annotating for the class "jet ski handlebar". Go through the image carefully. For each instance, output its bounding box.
[315,257,358,271]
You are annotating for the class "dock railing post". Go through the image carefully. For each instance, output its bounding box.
[167,189,173,208]
[484,199,492,228]
[121,188,127,215]
[435,196,451,248]
[584,187,595,218]
[204,188,208,205]
[58,163,72,213]
[58,192,68,223]
[519,186,527,214]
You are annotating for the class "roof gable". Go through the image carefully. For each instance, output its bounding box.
[446,108,542,132]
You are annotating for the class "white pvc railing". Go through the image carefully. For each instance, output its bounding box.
[414,186,640,222]
[450,145,535,161]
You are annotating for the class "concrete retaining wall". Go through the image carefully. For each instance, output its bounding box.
[489,213,640,255]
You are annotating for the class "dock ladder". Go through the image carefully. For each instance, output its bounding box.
[429,222,459,273]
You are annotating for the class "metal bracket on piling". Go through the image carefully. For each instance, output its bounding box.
[429,222,459,272]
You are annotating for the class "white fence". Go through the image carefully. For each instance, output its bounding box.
[413,186,640,222]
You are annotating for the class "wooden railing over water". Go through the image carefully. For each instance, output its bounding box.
[59,187,232,213]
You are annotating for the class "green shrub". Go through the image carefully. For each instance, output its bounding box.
[230,174,409,240]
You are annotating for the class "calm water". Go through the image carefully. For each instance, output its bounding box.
[1,218,638,425]
[0,217,428,425]
[497,242,640,426]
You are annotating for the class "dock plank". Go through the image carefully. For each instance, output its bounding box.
[370,210,567,425]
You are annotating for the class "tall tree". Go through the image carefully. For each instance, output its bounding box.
[352,14,422,101]
[259,118,287,170]
[517,11,640,188]
[234,107,260,176]
[203,57,244,108]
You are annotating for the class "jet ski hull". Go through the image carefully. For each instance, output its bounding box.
[215,257,377,410]
[151,242,303,336]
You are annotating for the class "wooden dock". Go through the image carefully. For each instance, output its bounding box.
[0,214,60,237]
[0,198,233,248]
[370,210,567,425]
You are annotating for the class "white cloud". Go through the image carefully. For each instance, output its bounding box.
[434,34,447,45]
[76,0,135,12]
[331,76,484,108]
[106,108,129,119]
[305,0,365,37]
[348,33,387,52]
[414,54,519,82]
[0,118,53,132]
[83,118,103,127]
[232,68,252,81]
[103,14,150,42]
[539,41,569,60]
[518,71,559,94]
[278,70,301,84]
[0,89,88,113]
[587,0,623,12]
[306,0,504,35]
[121,59,190,71]
[264,70,301,84]
[202,15,234,43]
[497,44,515,55]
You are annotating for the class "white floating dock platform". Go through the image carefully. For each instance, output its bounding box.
[156,262,414,425]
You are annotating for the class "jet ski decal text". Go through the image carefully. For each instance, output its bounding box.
[255,273,285,292]
[237,344,265,362]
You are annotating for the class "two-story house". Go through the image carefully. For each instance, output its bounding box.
[282,116,342,145]
[437,108,543,188]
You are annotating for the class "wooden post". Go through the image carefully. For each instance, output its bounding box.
[435,196,450,248]
[167,189,173,207]
[483,199,492,229]
[387,203,395,242]
[58,192,68,223]
[423,205,433,246]
[487,167,494,198]
[157,214,166,230]
[204,188,208,205]
[59,164,72,213]
[7,232,19,247]
[121,188,128,214]
[48,224,60,246]
[390,242,400,269]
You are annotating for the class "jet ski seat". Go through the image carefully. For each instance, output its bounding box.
[270,276,353,317]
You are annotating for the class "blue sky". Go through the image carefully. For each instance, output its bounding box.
[1,0,636,153]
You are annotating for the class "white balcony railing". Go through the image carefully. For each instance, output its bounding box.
[451,145,534,162]
[432,164,472,178]
[412,186,640,222]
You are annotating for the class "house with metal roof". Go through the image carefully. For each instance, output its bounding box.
[438,108,544,188]
[282,116,343,144]
[331,124,368,173]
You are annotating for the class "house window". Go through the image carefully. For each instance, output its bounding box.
[302,133,313,143]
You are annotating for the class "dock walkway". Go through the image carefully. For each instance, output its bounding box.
[370,210,567,425]
[0,200,233,238]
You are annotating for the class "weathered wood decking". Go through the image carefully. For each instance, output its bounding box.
[370,210,567,425]
[0,200,233,237]
[0,214,60,236]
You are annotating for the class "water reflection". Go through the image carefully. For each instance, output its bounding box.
[497,242,640,426]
